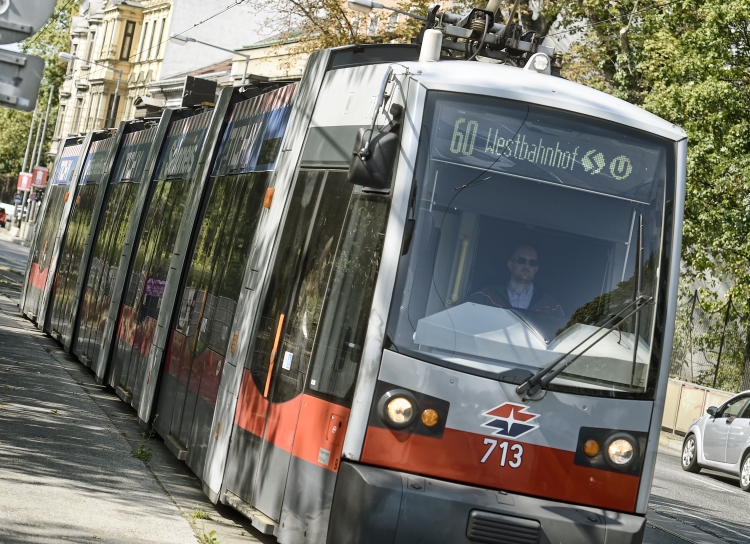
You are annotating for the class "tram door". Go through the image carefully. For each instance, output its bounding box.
[156,85,296,476]
[110,112,211,404]
[158,170,268,476]
[73,127,156,367]
[227,166,390,522]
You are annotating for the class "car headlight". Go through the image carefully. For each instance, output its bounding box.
[604,433,638,469]
[378,389,418,429]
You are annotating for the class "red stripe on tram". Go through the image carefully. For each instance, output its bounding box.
[361,425,640,513]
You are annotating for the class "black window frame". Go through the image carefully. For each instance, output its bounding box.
[120,21,136,61]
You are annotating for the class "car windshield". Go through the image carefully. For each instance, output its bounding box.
[386,91,675,397]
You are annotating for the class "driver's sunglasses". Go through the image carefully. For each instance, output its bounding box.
[512,257,539,267]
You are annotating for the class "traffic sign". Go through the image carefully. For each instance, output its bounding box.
[31,165,48,188]
[0,50,44,112]
[0,0,57,44]
[16,171,32,192]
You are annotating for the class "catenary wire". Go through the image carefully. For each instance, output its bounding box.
[546,0,681,38]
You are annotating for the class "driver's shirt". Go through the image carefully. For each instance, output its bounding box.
[507,282,534,309]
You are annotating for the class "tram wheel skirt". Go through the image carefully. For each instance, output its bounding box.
[327,462,646,544]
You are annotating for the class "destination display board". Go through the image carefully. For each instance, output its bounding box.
[154,110,212,180]
[212,84,297,176]
[431,95,666,201]
[110,127,158,184]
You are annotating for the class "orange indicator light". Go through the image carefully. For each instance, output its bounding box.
[584,439,600,457]
[421,409,439,427]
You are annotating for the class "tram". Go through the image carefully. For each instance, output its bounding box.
[20,2,687,542]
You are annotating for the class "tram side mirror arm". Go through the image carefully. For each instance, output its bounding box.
[347,128,399,190]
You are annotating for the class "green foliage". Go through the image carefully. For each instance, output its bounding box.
[197,527,219,544]
[670,292,748,392]
[559,0,750,382]
[191,509,213,521]
[130,414,158,463]
[0,0,81,175]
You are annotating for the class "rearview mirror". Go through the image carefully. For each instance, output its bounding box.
[347,128,398,189]
[707,406,717,417]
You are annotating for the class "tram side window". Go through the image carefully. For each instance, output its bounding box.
[245,170,327,393]
[245,169,390,407]
[306,190,390,405]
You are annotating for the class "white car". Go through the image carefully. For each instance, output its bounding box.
[682,390,750,491]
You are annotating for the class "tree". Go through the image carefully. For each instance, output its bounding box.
[245,0,433,52]
[0,0,80,177]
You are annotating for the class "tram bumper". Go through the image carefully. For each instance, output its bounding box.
[328,462,645,544]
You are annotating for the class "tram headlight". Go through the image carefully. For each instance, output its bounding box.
[378,389,418,429]
[533,54,549,72]
[604,433,638,469]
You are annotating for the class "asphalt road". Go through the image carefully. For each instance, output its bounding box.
[0,234,29,273]
[646,449,750,544]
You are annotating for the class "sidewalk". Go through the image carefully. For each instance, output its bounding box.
[0,285,271,542]
[659,431,684,457]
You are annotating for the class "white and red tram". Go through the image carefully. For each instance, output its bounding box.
[21,4,686,543]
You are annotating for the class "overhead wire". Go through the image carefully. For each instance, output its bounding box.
[125,0,247,63]
[546,0,681,38]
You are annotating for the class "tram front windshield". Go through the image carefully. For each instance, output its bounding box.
[387,91,675,397]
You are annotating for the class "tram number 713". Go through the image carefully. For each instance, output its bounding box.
[481,438,523,468]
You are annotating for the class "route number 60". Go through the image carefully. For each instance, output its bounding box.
[481,438,523,468]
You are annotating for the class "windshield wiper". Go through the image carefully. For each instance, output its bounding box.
[515,294,653,397]
[517,213,652,396]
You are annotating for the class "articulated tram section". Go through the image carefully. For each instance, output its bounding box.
[19,29,687,543]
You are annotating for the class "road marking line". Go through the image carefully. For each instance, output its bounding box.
[661,508,749,540]
[685,475,737,494]
[646,521,699,544]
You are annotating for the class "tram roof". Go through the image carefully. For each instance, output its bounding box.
[402,60,687,142]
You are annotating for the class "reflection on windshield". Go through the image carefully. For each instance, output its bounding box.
[386,92,673,396]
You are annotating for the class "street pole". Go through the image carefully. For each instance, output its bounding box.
[22,108,37,172]
[112,71,121,126]
[21,86,52,236]
[15,108,37,229]
[29,107,44,170]
[33,85,54,167]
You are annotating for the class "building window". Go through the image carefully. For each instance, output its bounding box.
[100,21,110,59]
[86,31,96,61]
[71,98,83,135]
[105,93,120,128]
[120,21,136,60]
[136,21,148,62]
[54,105,65,138]
[387,13,398,32]
[153,18,166,60]
[84,96,94,132]
[66,44,78,75]
[368,15,379,36]
[145,20,155,61]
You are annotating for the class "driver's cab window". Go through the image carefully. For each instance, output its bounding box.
[719,397,749,419]
[386,91,674,395]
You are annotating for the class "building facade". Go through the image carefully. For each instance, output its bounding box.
[51,0,261,158]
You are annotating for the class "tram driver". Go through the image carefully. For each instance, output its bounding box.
[468,244,564,316]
